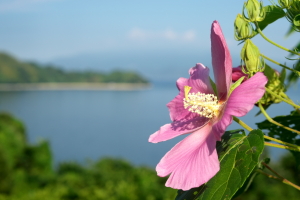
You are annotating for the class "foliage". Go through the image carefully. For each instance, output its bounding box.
[234,153,300,200]
[253,5,286,37]
[0,113,175,200]
[176,129,264,200]
[0,53,148,84]
[257,110,300,165]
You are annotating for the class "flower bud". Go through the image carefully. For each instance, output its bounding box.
[259,66,287,106]
[243,0,266,22]
[234,14,254,41]
[290,0,300,11]
[240,39,265,76]
[293,13,300,26]
[286,1,300,31]
[232,66,248,82]
[278,0,292,8]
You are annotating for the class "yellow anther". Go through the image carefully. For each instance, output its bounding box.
[183,86,220,119]
[184,86,192,100]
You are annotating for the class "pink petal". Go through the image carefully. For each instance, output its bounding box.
[187,63,214,94]
[156,123,219,190]
[176,77,188,91]
[225,72,267,117]
[149,116,210,143]
[169,63,214,122]
[212,113,233,141]
[211,21,232,102]
[168,79,190,122]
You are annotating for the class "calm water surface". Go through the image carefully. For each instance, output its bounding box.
[0,82,298,167]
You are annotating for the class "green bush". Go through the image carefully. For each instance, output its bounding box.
[0,112,299,200]
[0,113,175,200]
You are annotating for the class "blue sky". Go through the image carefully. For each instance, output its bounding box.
[0,0,298,81]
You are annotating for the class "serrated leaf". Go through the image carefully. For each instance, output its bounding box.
[251,5,285,38]
[256,111,300,165]
[287,59,300,88]
[175,129,264,200]
[256,111,300,142]
[285,24,296,37]
[279,68,286,84]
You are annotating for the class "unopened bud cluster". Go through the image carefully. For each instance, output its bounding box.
[234,0,266,40]
[260,68,287,105]
[243,0,266,22]
[240,39,265,76]
[278,0,293,8]
[234,14,254,40]
[281,0,300,31]
[234,0,266,75]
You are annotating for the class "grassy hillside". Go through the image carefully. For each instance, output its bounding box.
[0,53,148,84]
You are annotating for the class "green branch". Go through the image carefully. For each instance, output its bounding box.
[261,54,300,76]
[258,102,300,135]
[233,116,300,151]
[255,22,300,56]
[256,163,300,190]
[265,87,300,109]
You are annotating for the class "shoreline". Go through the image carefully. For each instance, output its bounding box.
[0,82,151,91]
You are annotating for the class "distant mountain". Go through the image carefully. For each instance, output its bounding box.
[49,49,241,83]
[0,53,148,84]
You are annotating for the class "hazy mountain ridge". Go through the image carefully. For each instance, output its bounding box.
[0,52,148,84]
[49,49,242,83]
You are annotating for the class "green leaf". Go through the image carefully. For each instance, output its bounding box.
[229,76,245,95]
[209,77,218,98]
[262,64,275,80]
[175,129,264,200]
[256,111,300,165]
[287,59,300,88]
[279,67,286,84]
[252,5,285,38]
[285,24,296,37]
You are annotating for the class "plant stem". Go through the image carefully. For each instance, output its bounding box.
[233,116,300,151]
[256,169,300,190]
[257,163,300,190]
[265,87,300,109]
[261,54,300,76]
[258,102,300,135]
[264,136,300,149]
[264,142,300,152]
[233,116,252,131]
[261,162,283,178]
[255,22,300,56]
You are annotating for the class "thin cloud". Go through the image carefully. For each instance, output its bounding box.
[128,28,148,40]
[183,30,196,41]
[0,0,60,12]
[163,29,177,40]
[128,28,196,41]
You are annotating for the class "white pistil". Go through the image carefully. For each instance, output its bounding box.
[183,86,220,118]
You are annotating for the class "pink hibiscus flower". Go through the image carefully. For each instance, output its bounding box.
[148,21,268,191]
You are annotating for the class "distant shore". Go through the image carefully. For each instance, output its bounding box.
[0,82,151,91]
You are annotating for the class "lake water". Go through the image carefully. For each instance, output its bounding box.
[0,82,298,168]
